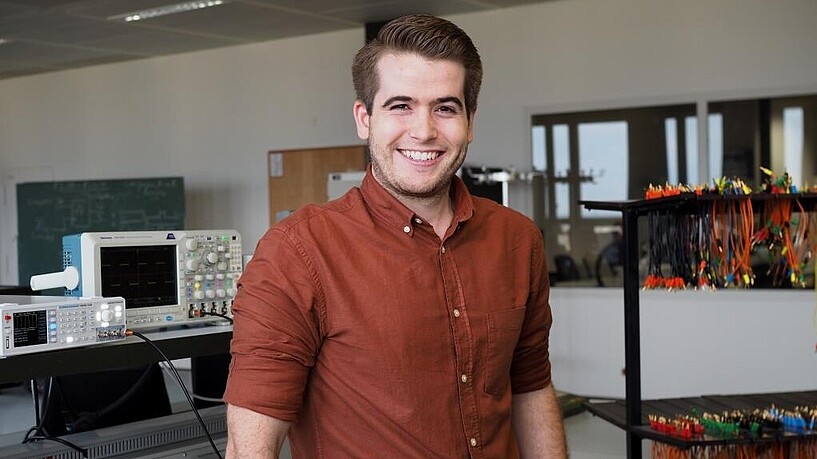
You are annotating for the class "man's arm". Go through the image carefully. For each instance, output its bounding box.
[512,384,567,458]
[226,404,291,458]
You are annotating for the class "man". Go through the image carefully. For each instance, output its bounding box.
[224,14,567,458]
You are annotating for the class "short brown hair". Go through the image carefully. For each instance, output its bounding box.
[352,14,483,118]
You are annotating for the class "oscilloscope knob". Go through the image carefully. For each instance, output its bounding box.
[186,258,200,271]
[100,309,113,322]
[206,252,218,264]
[185,239,198,251]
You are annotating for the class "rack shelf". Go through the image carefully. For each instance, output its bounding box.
[0,325,232,385]
[580,192,817,458]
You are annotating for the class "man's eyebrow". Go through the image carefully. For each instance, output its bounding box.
[379,96,465,109]
[381,96,413,108]
[437,97,464,109]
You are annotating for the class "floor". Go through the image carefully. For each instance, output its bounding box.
[0,375,646,458]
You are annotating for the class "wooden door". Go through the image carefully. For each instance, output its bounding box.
[268,145,367,225]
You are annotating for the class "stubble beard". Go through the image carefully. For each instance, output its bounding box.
[369,140,466,200]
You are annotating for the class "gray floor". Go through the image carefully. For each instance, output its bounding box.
[0,376,641,458]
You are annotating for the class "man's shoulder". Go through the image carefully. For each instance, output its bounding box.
[471,195,539,233]
[275,188,366,235]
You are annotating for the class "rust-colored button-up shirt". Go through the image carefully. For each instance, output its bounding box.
[224,171,553,458]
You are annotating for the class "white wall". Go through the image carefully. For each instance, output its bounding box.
[550,288,817,399]
[2,0,817,285]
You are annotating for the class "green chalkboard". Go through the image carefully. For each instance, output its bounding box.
[17,177,185,286]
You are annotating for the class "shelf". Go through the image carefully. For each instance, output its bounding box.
[0,325,232,385]
[585,391,817,448]
[582,192,817,215]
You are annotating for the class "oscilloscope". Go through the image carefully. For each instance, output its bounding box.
[62,230,243,329]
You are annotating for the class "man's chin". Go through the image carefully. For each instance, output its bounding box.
[395,180,451,200]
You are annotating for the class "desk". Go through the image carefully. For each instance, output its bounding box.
[0,325,232,385]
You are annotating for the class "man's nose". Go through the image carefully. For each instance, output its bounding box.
[409,111,437,141]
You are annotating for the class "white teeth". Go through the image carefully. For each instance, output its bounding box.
[401,150,439,161]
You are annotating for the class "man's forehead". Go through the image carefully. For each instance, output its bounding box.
[373,53,466,102]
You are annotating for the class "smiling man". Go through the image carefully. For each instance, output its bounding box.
[224,14,566,458]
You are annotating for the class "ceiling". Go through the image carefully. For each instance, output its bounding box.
[0,0,550,81]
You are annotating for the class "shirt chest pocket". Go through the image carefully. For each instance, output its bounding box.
[484,307,526,396]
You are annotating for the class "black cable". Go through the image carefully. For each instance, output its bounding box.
[25,377,54,439]
[200,311,234,325]
[66,365,155,433]
[129,331,224,459]
[24,435,88,457]
[93,365,154,419]
[21,378,88,457]
[29,379,40,427]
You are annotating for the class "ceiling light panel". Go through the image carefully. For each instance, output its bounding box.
[107,0,229,22]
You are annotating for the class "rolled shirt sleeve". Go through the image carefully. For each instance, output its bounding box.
[509,228,552,394]
[223,227,325,422]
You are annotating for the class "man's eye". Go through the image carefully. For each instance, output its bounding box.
[390,104,409,110]
[438,106,457,113]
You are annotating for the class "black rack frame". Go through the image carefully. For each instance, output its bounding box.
[580,192,817,458]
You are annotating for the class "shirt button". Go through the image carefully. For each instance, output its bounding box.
[461,374,467,383]
[403,225,411,233]
[441,246,446,253]
[470,438,477,447]
[453,309,460,318]
[414,217,422,224]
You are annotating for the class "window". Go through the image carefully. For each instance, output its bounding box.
[578,121,628,218]
[532,104,695,287]
[531,94,817,288]
[783,107,804,187]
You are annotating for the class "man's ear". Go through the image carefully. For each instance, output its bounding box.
[353,100,370,140]
[467,109,476,143]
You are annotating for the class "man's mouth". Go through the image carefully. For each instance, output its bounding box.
[399,149,440,161]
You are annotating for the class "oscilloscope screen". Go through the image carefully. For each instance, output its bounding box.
[99,245,177,308]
